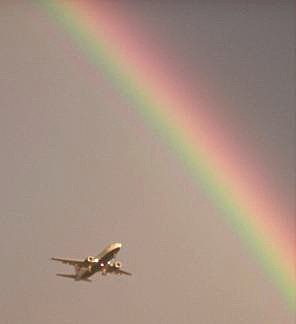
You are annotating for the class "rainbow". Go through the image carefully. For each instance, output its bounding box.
[37,0,295,309]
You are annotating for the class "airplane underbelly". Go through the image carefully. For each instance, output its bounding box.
[77,268,90,280]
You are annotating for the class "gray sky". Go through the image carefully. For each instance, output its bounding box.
[0,1,295,323]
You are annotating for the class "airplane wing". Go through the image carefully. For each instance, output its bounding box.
[115,269,132,276]
[51,257,85,266]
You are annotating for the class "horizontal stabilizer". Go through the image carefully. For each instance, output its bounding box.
[56,273,91,282]
[56,273,76,279]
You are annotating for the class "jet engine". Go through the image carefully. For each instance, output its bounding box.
[114,261,122,269]
[87,256,95,263]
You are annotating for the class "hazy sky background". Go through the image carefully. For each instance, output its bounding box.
[0,1,295,323]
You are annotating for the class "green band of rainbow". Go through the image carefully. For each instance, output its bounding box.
[37,0,295,309]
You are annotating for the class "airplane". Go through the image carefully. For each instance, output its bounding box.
[51,242,132,281]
